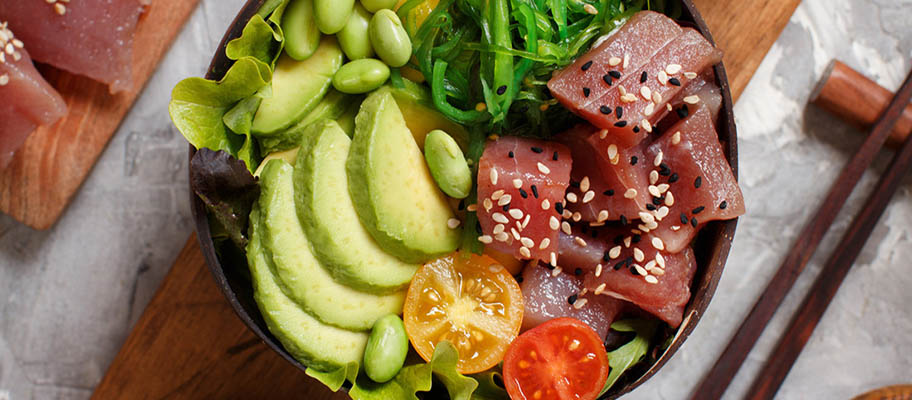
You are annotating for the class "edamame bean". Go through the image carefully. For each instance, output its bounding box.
[369,9,412,68]
[314,0,354,34]
[282,0,321,60]
[424,130,472,199]
[338,3,374,60]
[363,314,408,383]
[359,0,398,13]
[332,59,390,94]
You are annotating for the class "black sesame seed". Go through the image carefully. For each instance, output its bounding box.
[555,202,564,214]
[552,151,559,161]
[531,146,543,153]
[574,268,583,276]
[547,264,555,270]
[677,105,689,119]
[620,215,628,226]
[531,185,539,198]
[691,217,699,227]
[475,222,483,235]
[508,151,514,158]
[692,206,705,214]
[630,156,638,165]
[614,260,625,270]
[603,74,613,86]
[519,188,528,198]
[568,294,578,305]
[609,70,622,79]
[570,180,581,188]
[583,87,591,97]
[614,120,628,128]
[502,204,510,212]
[516,276,524,283]
[669,173,679,183]
[603,251,611,262]
[633,126,641,133]
[604,189,615,196]
[680,213,689,225]
[616,106,624,119]
[630,265,640,275]
[669,77,682,86]
[720,201,728,210]
[600,105,612,115]
[653,197,663,206]
[694,176,703,189]
[646,204,657,211]
[632,234,642,244]
[640,71,648,83]
[581,60,593,71]
[659,164,671,176]
[496,85,507,95]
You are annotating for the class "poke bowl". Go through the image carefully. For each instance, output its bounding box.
[181,0,740,398]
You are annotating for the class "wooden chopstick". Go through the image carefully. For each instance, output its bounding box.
[744,79,912,400]
[690,68,912,400]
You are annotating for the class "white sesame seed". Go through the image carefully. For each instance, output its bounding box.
[607,144,618,160]
[521,237,535,248]
[650,170,659,185]
[574,237,587,247]
[654,151,664,167]
[0,52,6,63]
[624,236,632,248]
[54,3,67,15]
[618,85,627,96]
[12,51,21,61]
[657,183,670,194]
[665,192,675,206]
[573,297,589,309]
[633,248,645,262]
[610,153,620,165]
[638,224,651,233]
[597,210,609,222]
[483,198,493,212]
[551,266,563,277]
[490,169,498,185]
[594,283,607,295]
[497,194,512,206]
[672,131,682,145]
[595,264,603,277]
[11,39,22,49]
[656,253,666,269]
[634,265,647,276]
[666,64,682,75]
[640,86,652,100]
[561,221,572,235]
[492,189,505,200]
[684,71,698,79]
[571,212,582,222]
[646,219,658,230]
[651,237,665,250]
[539,238,551,250]
[509,208,524,220]
[582,190,595,203]
[495,232,510,242]
[599,129,609,139]
[656,206,670,220]
[644,102,655,116]
[645,275,659,284]
[580,176,590,192]
[0,74,8,86]
[566,192,578,203]
[519,246,532,258]
[493,224,505,234]
[644,260,657,271]
[550,252,558,266]
[632,229,642,235]
[583,3,598,14]
[648,185,661,198]
[608,57,621,66]
[478,235,493,244]
[623,53,630,69]
[621,93,638,103]
[683,95,700,105]
[541,199,551,210]
[609,246,621,259]
[652,92,663,104]
[537,162,551,174]
[4,43,13,54]
[657,70,669,85]
[492,212,509,224]
[562,209,572,219]
[467,204,478,212]
[447,218,461,229]
[667,103,674,111]
[522,214,531,229]
[624,188,637,199]
[511,227,522,241]
[671,225,681,231]
[0,30,8,43]
[550,216,560,230]
[512,179,523,189]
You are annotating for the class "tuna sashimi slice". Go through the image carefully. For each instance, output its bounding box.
[0,0,147,93]
[477,137,572,262]
[556,124,651,223]
[520,262,623,340]
[657,72,723,133]
[548,11,683,113]
[567,28,722,148]
[0,24,67,168]
[556,229,696,328]
[642,104,745,253]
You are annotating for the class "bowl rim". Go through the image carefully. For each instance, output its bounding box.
[189,1,739,397]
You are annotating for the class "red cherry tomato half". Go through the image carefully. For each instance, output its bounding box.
[502,318,609,400]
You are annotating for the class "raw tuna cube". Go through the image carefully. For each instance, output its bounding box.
[520,262,623,340]
[0,24,67,168]
[548,11,683,116]
[642,104,745,253]
[556,124,651,223]
[0,0,148,93]
[657,72,723,133]
[477,137,572,262]
[556,229,696,327]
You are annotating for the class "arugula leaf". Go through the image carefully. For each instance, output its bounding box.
[348,342,480,400]
[189,149,260,249]
[599,319,659,396]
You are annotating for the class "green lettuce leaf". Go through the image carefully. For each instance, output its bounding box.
[306,361,361,392]
[226,14,281,66]
[348,342,480,400]
[599,319,659,396]
[470,369,508,400]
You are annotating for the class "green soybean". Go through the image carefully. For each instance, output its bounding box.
[282,0,321,60]
[314,0,354,34]
[363,314,408,383]
[338,3,374,60]
[359,0,398,13]
[332,59,390,94]
[369,9,412,68]
[424,130,471,199]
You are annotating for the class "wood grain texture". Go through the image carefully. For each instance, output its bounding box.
[692,0,802,101]
[93,2,800,399]
[0,0,200,230]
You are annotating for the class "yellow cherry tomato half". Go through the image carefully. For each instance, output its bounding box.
[403,252,524,374]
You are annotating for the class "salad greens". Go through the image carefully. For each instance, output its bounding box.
[599,319,660,396]
[188,149,260,249]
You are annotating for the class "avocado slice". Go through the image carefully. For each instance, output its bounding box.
[259,159,406,331]
[295,121,419,293]
[247,205,368,370]
[254,147,299,177]
[259,89,360,153]
[251,36,343,135]
[388,80,469,151]
[347,88,461,263]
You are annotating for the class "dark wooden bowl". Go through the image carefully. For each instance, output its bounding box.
[190,1,738,398]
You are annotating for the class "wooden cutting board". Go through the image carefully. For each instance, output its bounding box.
[0,0,201,230]
[91,0,802,398]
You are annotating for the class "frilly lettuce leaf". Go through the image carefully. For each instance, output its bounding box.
[470,369,508,400]
[189,149,260,249]
[307,361,361,392]
[226,14,281,66]
[599,319,659,396]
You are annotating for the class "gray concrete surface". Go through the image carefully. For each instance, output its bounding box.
[0,0,910,399]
